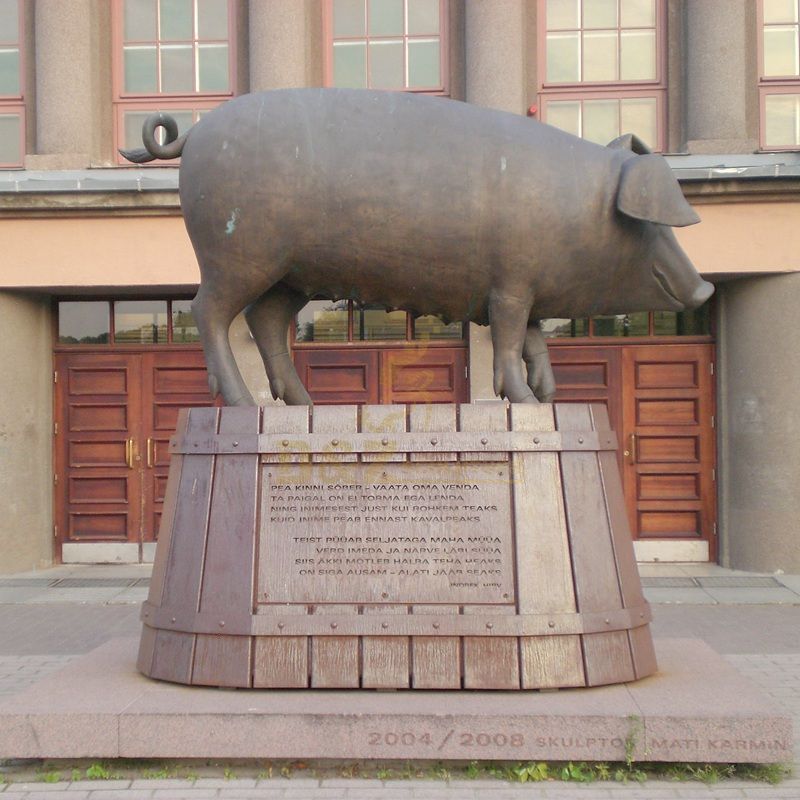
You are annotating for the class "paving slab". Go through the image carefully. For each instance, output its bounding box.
[0,638,790,765]
[775,574,800,594]
[643,588,717,604]
[699,587,800,605]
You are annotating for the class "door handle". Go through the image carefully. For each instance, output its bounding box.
[125,438,136,469]
[146,438,156,469]
[623,433,637,464]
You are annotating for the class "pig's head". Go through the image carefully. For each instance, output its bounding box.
[610,134,714,312]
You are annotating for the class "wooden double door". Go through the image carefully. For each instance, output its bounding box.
[54,342,715,556]
[550,343,716,555]
[54,350,213,552]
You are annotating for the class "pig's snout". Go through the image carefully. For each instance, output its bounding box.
[691,279,715,308]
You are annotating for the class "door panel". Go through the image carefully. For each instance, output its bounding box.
[55,353,143,544]
[293,347,468,405]
[549,346,622,469]
[141,351,212,541]
[56,349,212,554]
[621,345,716,554]
[549,342,716,554]
[294,349,380,405]
[381,348,467,404]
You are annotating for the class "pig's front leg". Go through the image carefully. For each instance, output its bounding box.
[523,322,556,403]
[488,287,538,403]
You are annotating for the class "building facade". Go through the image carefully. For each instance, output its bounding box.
[1,0,799,573]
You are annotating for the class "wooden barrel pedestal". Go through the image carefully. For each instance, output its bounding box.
[138,402,656,689]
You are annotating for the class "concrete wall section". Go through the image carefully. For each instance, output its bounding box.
[0,293,54,573]
[717,274,800,572]
[468,323,494,402]
[0,217,200,289]
[675,202,800,275]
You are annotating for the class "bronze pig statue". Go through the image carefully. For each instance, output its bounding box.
[122,89,713,406]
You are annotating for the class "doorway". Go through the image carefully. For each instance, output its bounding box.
[54,350,213,557]
[549,342,716,558]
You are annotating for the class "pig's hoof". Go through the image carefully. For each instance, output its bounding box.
[269,378,286,401]
[229,394,256,407]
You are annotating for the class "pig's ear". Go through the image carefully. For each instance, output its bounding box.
[617,154,701,227]
[607,133,652,155]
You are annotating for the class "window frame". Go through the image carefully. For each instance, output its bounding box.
[54,297,203,349]
[536,0,667,152]
[322,0,450,96]
[540,306,715,344]
[0,0,25,169]
[758,0,800,150]
[111,0,238,164]
[292,299,467,347]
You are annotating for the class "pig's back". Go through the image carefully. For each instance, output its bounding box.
[179,90,620,322]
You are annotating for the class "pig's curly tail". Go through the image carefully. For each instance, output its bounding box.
[118,112,188,164]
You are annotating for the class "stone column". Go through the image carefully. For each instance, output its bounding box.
[685,0,758,153]
[716,273,800,572]
[464,0,526,113]
[33,0,93,167]
[249,0,309,91]
[464,0,526,399]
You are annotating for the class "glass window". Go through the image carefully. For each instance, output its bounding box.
[171,300,200,342]
[761,1,800,148]
[295,300,349,342]
[541,304,711,339]
[0,0,23,166]
[356,305,407,340]
[0,112,21,164]
[544,96,658,149]
[57,300,201,345]
[294,300,466,343]
[541,317,589,338]
[58,302,111,345]
[413,315,463,340]
[114,300,169,344]
[328,0,446,92]
[540,0,663,151]
[115,0,234,161]
[592,312,649,337]
[544,0,658,84]
[652,306,711,336]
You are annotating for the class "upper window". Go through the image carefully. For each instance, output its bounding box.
[0,0,24,168]
[113,0,236,162]
[538,0,665,151]
[541,304,712,340]
[760,0,800,149]
[57,299,200,345]
[325,0,448,94]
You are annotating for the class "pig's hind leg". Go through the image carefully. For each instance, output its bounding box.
[488,288,538,404]
[192,270,273,406]
[245,282,312,406]
[523,322,556,403]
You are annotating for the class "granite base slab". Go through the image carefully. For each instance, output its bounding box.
[0,638,791,764]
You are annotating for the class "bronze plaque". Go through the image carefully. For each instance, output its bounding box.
[258,462,515,605]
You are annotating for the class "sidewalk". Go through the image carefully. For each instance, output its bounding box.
[0,562,798,799]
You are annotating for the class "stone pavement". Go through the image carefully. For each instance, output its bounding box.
[0,562,798,799]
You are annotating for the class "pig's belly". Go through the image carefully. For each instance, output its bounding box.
[280,259,489,325]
